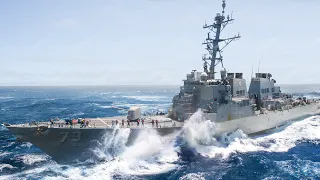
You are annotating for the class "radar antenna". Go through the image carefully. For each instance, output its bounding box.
[202,0,241,79]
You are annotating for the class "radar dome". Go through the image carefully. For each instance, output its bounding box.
[200,72,208,81]
[220,69,227,80]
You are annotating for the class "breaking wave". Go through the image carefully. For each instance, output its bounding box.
[179,110,320,160]
[122,95,170,102]
[16,154,49,166]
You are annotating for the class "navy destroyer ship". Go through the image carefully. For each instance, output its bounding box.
[4,0,320,163]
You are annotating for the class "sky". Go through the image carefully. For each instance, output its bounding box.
[0,0,320,86]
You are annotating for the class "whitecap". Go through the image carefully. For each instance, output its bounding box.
[180,173,206,180]
[122,95,169,102]
[17,154,49,165]
[0,97,14,99]
[0,152,11,158]
[275,160,320,178]
[0,164,15,172]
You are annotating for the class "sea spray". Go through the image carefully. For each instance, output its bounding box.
[182,109,219,146]
[179,109,250,158]
[181,114,320,159]
[84,125,180,178]
[91,125,130,161]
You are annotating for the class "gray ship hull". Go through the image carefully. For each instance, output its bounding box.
[6,125,182,163]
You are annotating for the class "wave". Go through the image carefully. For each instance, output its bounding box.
[292,91,320,99]
[0,125,8,131]
[180,173,206,180]
[86,127,179,177]
[107,102,171,115]
[0,151,11,158]
[275,159,320,178]
[16,154,49,166]
[0,164,15,172]
[122,95,170,102]
[179,111,320,160]
[0,97,14,100]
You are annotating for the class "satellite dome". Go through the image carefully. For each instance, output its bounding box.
[200,72,208,81]
[201,72,208,77]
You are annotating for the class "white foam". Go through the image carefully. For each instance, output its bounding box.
[0,96,14,99]
[182,110,219,147]
[91,127,130,160]
[58,127,180,179]
[17,154,49,165]
[110,102,171,115]
[0,164,15,172]
[180,173,206,180]
[20,142,33,148]
[181,110,320,159]
[275,160,320,178]
[0,152,11,158]
[123,95,169,102]
[0,125,8,131]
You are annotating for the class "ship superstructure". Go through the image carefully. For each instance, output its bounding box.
[170,0,252,122]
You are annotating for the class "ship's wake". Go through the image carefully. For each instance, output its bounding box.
[1,111,320,180]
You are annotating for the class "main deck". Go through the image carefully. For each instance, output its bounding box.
[7,115,185,129]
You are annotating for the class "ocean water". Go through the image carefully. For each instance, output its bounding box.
[0,85,319,180]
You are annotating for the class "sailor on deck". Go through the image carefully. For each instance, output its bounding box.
[122,119,125,127]
[151,120,155,127]
[50,119,54,127]
[85,120,89,127]
[137,119,140,127]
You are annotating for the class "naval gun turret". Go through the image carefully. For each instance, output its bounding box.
[127,106,141,121]
[170,0,253,122]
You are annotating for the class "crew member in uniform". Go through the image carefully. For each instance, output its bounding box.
[127,119,130,127]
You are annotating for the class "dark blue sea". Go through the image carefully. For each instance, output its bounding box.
[0,85,320,180]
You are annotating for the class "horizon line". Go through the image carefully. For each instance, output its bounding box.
[0,83,319,87]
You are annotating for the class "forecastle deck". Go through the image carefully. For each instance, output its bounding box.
[7,115,185,129]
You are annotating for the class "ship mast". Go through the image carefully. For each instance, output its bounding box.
[202,0,241,79]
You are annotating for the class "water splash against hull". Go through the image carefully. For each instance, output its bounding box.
[2,113,320,179]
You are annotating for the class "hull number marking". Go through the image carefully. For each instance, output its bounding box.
[60,132,81,143]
